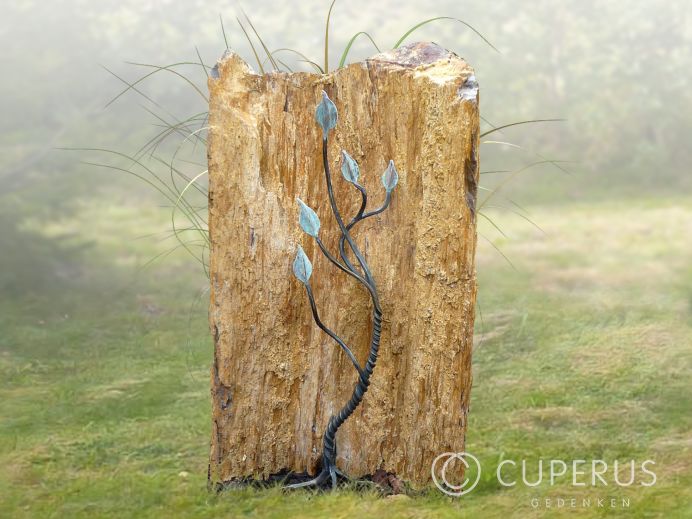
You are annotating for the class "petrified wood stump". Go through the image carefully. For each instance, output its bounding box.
[207,41,479,488]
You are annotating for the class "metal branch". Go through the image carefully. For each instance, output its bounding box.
[288,92,398,491]
[322,138,380,310]
[360,191,391,220]
[305,284,364,378]
[315,238,383,312]
[315,135,385,481]
[338,190,392,277]
[353,183,367,221]
[315,237,366,285]
[336,182,367,277]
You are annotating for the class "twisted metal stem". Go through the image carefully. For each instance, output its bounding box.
[338,190,391,279]
[321,307,382,463]
[287,136,389,490]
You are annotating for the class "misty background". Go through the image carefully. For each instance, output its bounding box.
[2,2,692,515]
[2,0,691,315]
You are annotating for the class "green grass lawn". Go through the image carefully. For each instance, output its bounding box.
[1,197,690,518]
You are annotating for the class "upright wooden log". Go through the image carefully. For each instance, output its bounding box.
[207,41,479,488]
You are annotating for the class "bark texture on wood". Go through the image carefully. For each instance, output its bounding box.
[208,41,479,487]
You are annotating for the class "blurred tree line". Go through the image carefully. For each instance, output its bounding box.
[1,0,690,296]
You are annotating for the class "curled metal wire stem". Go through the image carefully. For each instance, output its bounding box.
[286,136,390,490]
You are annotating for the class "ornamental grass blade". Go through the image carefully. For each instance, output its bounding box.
[236,17,265,74]
[268,48,324,73]
[393,16,498,53]
[241,8,280,71]
[323,0,338,72]
[219,14,229,50]
[480,118,566,138]
[338,31,381,69]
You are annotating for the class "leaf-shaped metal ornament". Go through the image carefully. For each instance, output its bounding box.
[292,245,313,284]
[340,150,360,184]
[315,90,338,139]
[381,160,399,192]
[297,198,320,237]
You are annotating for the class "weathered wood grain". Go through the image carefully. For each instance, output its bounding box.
[208,41,479,487]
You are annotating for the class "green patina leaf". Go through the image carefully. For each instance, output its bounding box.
[292,245,313,284]
[297,198,320,237]
[340,150,360,184]
[381,160,399,192]
[315,90,338,138]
